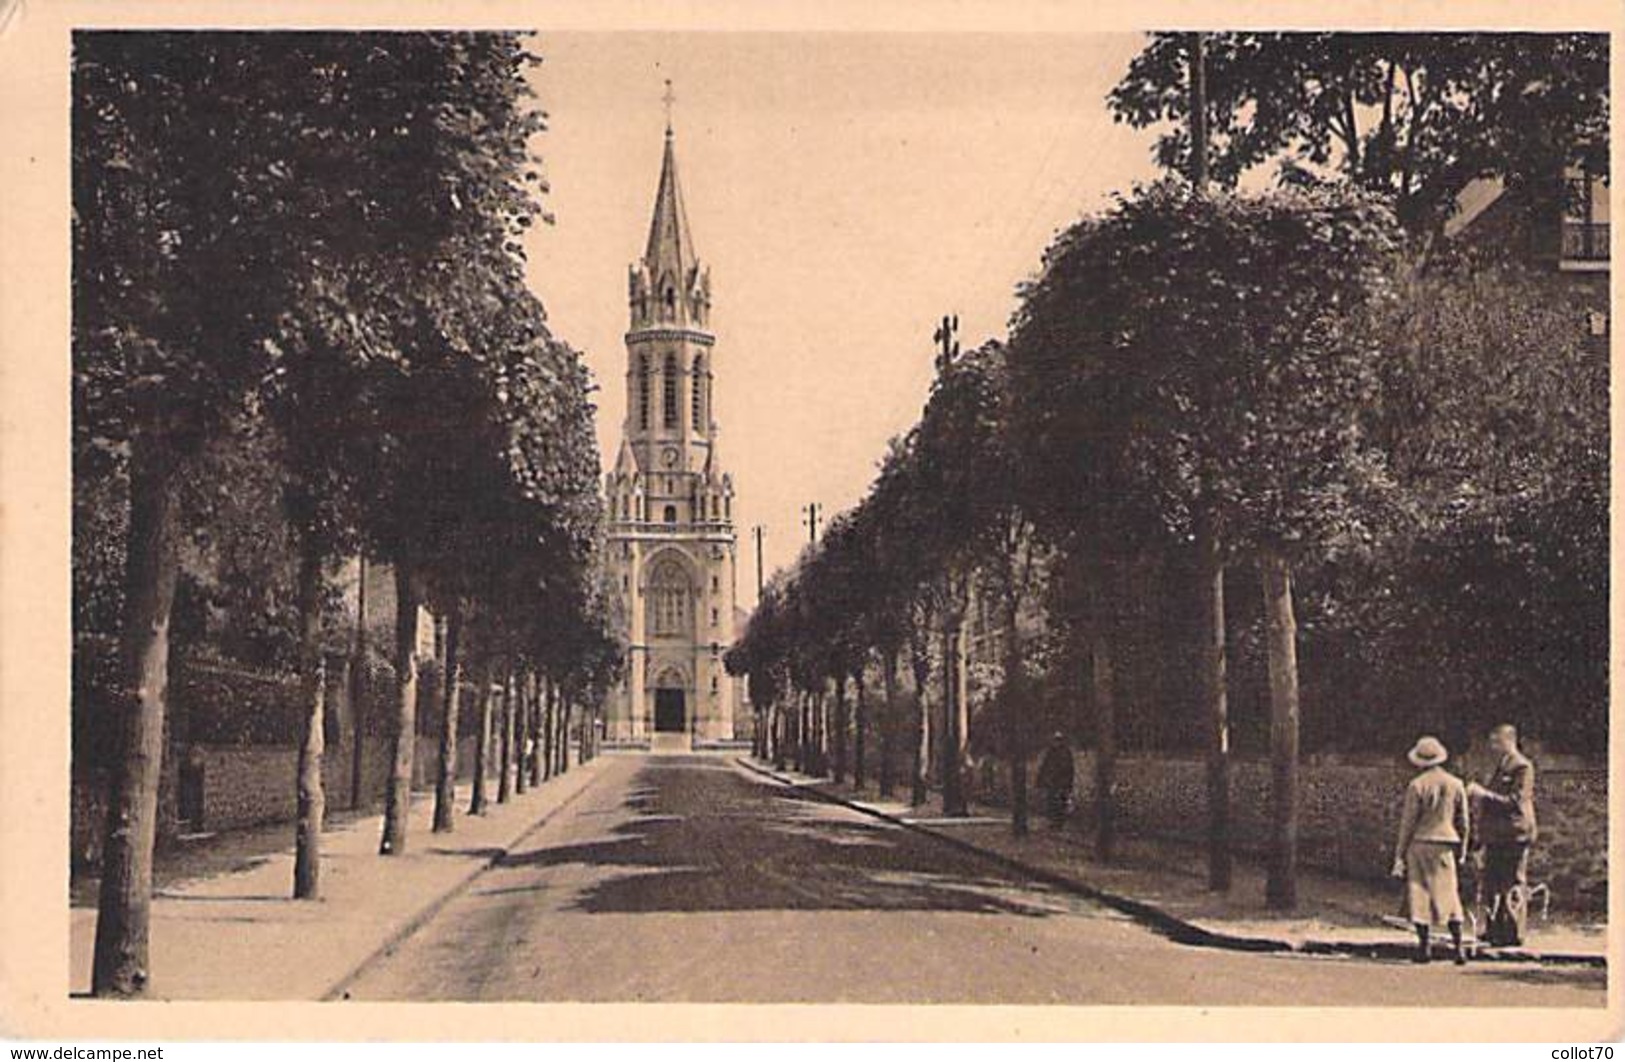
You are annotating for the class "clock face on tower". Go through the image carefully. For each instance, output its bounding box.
[661,446,679,468]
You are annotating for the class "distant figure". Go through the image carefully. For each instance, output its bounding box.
[179,744,207,833]
[1035,731,1075,829]
[1392,736,1470,965]
[1468,723,1538,947]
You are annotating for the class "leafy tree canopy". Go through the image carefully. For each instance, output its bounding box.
[1109,32,1609,233]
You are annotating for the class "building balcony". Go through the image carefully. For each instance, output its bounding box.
[609,518,736,536]
[1560,221,1609,270]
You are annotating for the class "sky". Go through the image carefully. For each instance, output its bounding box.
[523,32,1165,606]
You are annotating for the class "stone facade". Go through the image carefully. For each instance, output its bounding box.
[602,123,738,743]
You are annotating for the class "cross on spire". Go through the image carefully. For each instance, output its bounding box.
[662,78,676,134]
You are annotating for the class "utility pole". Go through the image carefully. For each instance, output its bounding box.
[1187,29,1231,895]
[933,313,960,374]
[802,502,822,545]
[1190,32,1209,192]
[931,311,969,817]
[753,525,766,599]
[349,553,368,810]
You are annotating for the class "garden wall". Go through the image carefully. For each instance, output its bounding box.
[1012,751,1608,914]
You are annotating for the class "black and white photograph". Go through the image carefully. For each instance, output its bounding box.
[0,0,1618,1045]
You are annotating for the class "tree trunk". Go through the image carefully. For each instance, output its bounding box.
[941,620,968,817]
[821,691,833,776]
[805,690,815,774]
[767,700,777,763]
[816,690,826,775]
[878,650,898,797]
[91,444,180,997]
[1004,599,1028,839]
[791,692,802,772]
[514,669,530,795]
[542,674,556,782]
[565,698,578,772]
[853,668,868,790]
[555,695,568,779]
[348,553,368,811]
[1189,32,1209,190]
[1262,549,1301,910]
[379,564,420,856]
[470,659,493,815]
[1091,626,1117,863]
[292,534,328,898]
[554,682,566,775]
[529,672,542,783]
[910,645,930,806]
[1198,523,1232,892]
[432,603,462,833]
[529,673,545,786]
[809,690,822,776]
[496,661,513,804]
[806,690,818,775]
[831,675,848,784]
[799,691,812,774]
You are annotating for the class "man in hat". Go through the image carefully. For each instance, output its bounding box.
[1393,735,1470,964]
[1035,731,1075,829]
[1467,723,1537,947]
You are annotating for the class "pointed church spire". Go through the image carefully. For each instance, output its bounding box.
[631,86,709,332]
[644,120,697,279]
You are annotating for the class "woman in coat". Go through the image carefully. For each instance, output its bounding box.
[1392,736,1471,964]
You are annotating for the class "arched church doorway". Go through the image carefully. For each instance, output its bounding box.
[654,688,686,733]
[652,665,688,734]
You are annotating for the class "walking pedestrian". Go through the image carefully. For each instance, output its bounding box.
[1467,723,1537,947]
[1391,736,1470,965]
[1035,731,1075,829]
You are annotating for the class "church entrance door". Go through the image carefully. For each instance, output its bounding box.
[654,688,686,733]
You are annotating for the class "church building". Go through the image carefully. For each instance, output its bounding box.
[602,116,739,748]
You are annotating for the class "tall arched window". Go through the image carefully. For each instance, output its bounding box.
[691,355,706,428]
[648,558,692,638]
[662,353,679,427]
[637,355,651,430]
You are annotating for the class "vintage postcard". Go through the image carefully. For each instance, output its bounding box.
[0,0,1619,1043]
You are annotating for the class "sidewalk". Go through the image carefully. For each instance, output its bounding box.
[69,758,606,1000]
[742,758,1608,967]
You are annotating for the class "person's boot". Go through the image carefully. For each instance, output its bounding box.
[1449,920,1468,965]
[1413,925,1432,964]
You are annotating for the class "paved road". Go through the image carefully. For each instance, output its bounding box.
[343,754,1604,1005]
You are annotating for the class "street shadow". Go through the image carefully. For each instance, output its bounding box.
[1464,964,1608,993]
[150,892,295,903]
[425,845,509,861]
[492,757,1084,918]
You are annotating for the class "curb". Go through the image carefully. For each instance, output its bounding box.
[321,759,606,1001]
[736,757,1607,969]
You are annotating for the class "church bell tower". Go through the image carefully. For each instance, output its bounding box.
[603,96,739,748]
